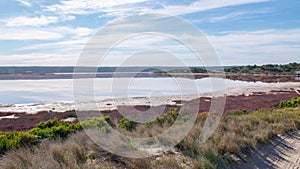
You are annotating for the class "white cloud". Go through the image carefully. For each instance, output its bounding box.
[55,27,95,37]
[0,53,77,66]
[0,27,62,40]
[0,25,94,41]
[42,0,270,18]
[3,29,300,66]
[16,0,32,7]
[62,15,76,21]
[208,29,300,65]
[2,0,298,66]
[6,15,58,27]
[16,27,95,50]
[153,0,270,16]
[18,38,89,51]
[44,0,150,15]
[205,8,272,23]
[70,27,94,37]
[207,12,249,23]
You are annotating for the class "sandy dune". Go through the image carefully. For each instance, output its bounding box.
[233,130,300,169]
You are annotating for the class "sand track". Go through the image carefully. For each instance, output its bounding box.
[234,130,300,169]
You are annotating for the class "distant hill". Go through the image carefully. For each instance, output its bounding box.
[224,62,300,74]
[157,67,208,74]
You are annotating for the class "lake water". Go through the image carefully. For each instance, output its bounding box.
[0,77,267,105]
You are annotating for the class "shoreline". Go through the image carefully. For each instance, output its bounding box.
[0,82,299,132]
[0,72,299,82]
[0,82,299,114]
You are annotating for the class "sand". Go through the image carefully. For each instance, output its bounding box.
[233,130,300,169]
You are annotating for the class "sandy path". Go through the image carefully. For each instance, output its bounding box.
[234,130,300,169]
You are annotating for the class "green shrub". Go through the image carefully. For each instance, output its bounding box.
[118,118,137,131]
[0,118,82,154]
[0,116,114,155]
[224,62,300,74]
[29,118,81,139]
[0,132,38,154]
[277,97,300,108]
[149,107,180,126]
[80,116,112,133]
[36,118,59,129]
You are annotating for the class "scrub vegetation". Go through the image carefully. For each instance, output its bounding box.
[224,62,300,74]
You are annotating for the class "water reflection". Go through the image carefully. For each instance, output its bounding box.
[0,77,272,104]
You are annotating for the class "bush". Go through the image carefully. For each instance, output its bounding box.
[29,118,81,139]
[0,116,114,155]
[277,97,300,108]
[149,107,180,126]
[0,118,82,154]
[80,116,112,133]
[36,118,59,129]
[224,62,300,74]
[118,118,137,131]
[0,132,38,154]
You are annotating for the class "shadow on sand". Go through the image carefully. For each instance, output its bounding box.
[232,131,300,169]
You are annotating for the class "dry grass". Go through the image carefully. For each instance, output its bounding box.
[0,130,194,169]
[0,132,88,169]
[177,108,300,168]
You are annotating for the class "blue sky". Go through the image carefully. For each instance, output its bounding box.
[0,0,299,66]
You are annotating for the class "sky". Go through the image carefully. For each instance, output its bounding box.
[0,0,299,66]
